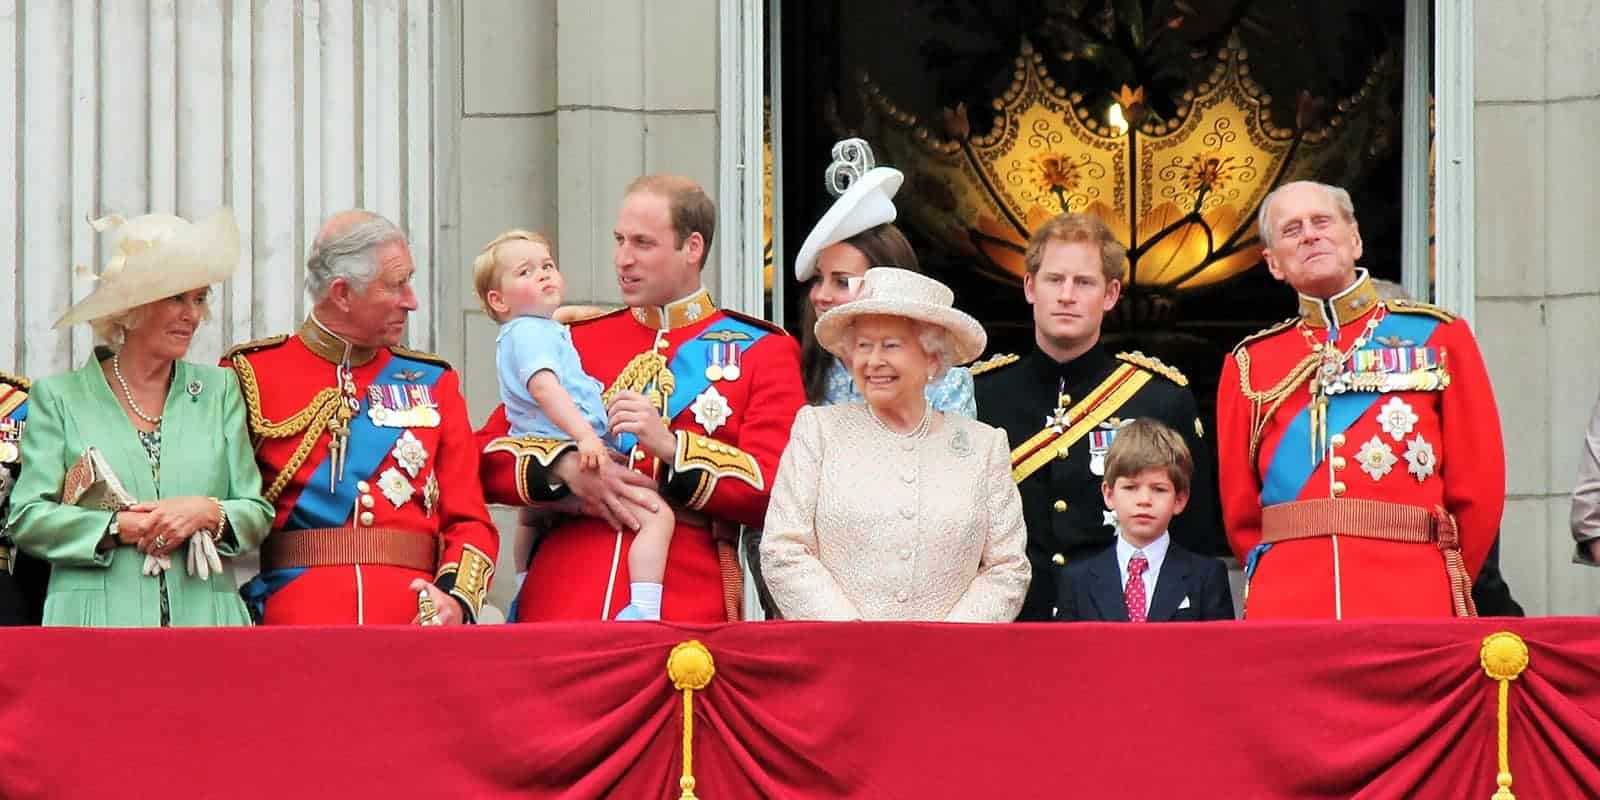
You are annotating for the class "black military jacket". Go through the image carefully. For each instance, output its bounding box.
[974,344,1222,621]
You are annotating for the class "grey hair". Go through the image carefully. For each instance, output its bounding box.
[1257,180,1356,246]
[304,212,406,300]
[844,317,955,381]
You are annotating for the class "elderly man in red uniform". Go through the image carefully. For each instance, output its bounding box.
[1217,181,1504,619]
[476,175,804,622]
[226,210,498,625]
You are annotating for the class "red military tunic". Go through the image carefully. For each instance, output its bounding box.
[1216,272,1505,618]
[225,318,498,624]
[476,288,804,622]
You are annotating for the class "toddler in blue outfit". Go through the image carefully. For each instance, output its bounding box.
[474,230,673,621]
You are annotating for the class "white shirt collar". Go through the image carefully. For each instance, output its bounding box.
[1115,530,1171,583]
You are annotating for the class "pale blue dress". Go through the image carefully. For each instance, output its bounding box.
[819,357,976,417]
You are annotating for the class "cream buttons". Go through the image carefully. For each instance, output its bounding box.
[899,506,915,520]
[898,549,911,561]
[895,591,908,603]
[900,472,915,484]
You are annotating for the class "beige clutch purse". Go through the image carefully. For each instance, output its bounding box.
[61,447,136,511]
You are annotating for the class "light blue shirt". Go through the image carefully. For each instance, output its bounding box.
[496,315,608,442]
[820,356,977,417]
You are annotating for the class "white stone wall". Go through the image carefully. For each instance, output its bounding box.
[0,0,443,376]
[1475,0,1600,614]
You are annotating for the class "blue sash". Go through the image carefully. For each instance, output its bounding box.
[242,353,445,614]
[1259,312,1442,507]
[615,316,769,453]
[8,400,27,421]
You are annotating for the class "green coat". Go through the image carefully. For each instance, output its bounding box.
[6,357,272,626]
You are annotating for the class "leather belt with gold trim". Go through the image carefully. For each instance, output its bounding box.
[1261,498,1476,617]
[262,527,438,573]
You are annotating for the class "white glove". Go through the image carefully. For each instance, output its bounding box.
[186,533,223,580]
[142,552,172,576]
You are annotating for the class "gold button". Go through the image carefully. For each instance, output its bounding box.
[1051,553,1066,566]
[1330,434,1346,448]
[359,511,375,526]
[1331,456,1347,471]
[1332,481,1347,496]
[1053,500,1068,513]
[360,495,375,509]
[1056,447,1070,460]
[356,481,371,492]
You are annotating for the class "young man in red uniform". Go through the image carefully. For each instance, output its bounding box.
[476,175,805,622]
[1217,181,1504,618]
[226,211,498,625]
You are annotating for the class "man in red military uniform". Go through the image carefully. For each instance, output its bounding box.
[226,210,498,625]
[1217,181,1504,619]
[476,175,804,622]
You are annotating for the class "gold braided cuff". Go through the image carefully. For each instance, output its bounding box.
[437,543,494,620]
[668,431,763,509]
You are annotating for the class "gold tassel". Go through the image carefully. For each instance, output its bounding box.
[668,640,716,799]
[1479,632,1529,800]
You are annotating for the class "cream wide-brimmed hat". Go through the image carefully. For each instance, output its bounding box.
[53,209,241,329]
[793,139,905,282]
[814,267,987,367]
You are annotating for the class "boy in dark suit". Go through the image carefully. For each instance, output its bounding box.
[1054,418,1234,622]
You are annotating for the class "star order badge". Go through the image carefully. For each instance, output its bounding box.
[377,466,416,509]
[1404,435,1436,481]
[391,430,428,478]
[1377,397,1418,441]
[1357,435,1398,480]
[690,385,733,434]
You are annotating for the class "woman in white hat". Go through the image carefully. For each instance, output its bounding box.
[792,140,975,416]
[7,210,272,627]
[760,267,1030,621]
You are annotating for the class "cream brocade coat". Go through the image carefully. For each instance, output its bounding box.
[760,404,1031,621]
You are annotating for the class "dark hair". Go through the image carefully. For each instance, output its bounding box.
[799,223,921,404]
[1103,418,1193,495]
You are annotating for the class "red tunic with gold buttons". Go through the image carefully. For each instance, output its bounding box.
[475,289,804,622]
[1216,273,1505,618]
[225,319,498,624]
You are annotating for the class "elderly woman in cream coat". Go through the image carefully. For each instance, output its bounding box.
[760,268,1029,621]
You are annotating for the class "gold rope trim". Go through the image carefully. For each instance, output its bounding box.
[1480,631,1529,800]
[1233,347,1320,465]
[667,640,715,800]
[231,353,342,503]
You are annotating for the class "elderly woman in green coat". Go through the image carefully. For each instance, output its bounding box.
[6,210,272,627]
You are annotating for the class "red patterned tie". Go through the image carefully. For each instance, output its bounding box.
[1125,554,1149,623]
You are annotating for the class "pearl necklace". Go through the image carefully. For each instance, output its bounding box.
[112,355,163,425]
[867,402,932,439]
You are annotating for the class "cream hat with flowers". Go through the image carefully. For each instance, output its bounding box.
[814,267,987,366]
[53,209,241,329]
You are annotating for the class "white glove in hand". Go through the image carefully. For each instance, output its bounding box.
[186,533,223,580]
[142,552,173,577]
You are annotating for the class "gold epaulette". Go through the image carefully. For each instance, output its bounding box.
[1116,351,1188,387]
[223,334,289,362]
[0,370,29,391]
[1231,318,1298,354]
[390,345,455,371]
[968,352,1019,377]
[721,308,788,336]
[1384,298,1457,323]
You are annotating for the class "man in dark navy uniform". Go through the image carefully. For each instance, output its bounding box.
[975,212,1221,621]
